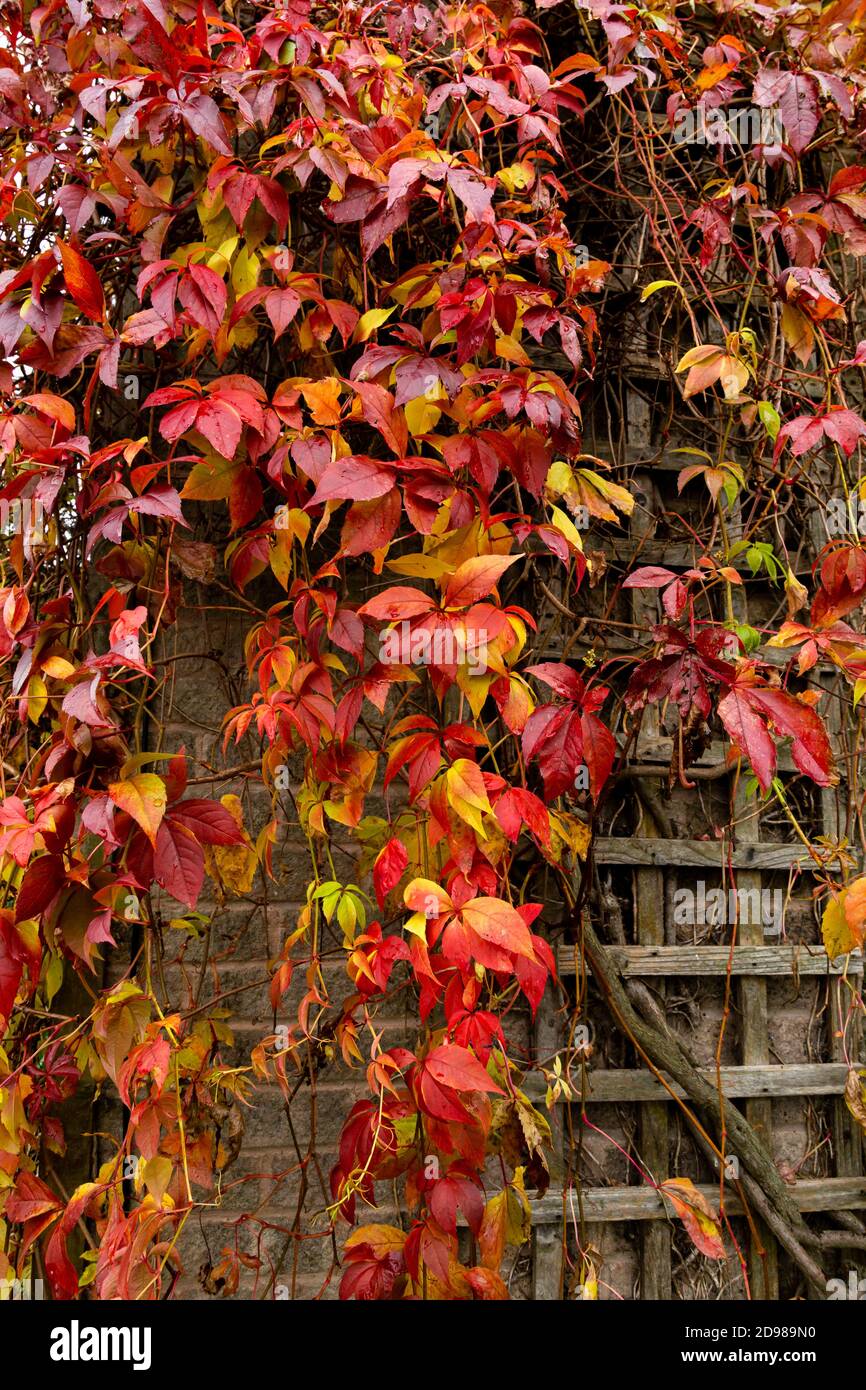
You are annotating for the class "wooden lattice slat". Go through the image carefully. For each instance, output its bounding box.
[556,944,862,977]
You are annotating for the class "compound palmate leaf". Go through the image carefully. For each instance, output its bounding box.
[718,678,836,792]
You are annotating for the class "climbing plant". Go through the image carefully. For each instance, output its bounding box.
[1,0,865,1300]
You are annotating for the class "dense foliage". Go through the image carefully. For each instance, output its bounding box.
[1,0,865,1300]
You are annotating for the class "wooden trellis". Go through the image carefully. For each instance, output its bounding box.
[527,366,866,1302]
[529,749,866,1301]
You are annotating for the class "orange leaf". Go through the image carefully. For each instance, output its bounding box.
[661,1177,725,1259]
[461,897,536,960]
[443,554,520,608]
[844,875,866,948]
[21,392,76,431]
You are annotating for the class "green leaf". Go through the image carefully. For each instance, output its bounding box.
[757,400,781,440]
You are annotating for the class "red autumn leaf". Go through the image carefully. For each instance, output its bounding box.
[14,853,65,923]
[774,408,866,461]
[525,661,584,700]
[194,398,244,457]
[167,799,247,845]
[493,787,550,846]
[153,819,205,909]
[340,1224,406,1300]
[753,69,818,156]
[57,239,105,320]
[44,1215,81,1300]
[515,931,556,1015]
[358,586,436,621]
[403,1217,455,1287]
[309,456,397,505]
[61,673,114,728]
[373,836,408,909]
[522,701,616,801]
[349,380,408,456]
[423,1042,504,1095]
[718,676,835,792]
[462,1265,509,1299]
[0,914,25,1025]
[427,1167,485,1236]
[341,488,402,556]
[5,1170,63,1223]
[179,263,227,336]
[622,566,680,589]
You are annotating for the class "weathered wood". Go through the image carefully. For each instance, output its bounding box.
[817,670,865,1185]
[556,943,863,978]
[531,973,565,1298]
[580,911,811,1243]
[628,465,672,1299]
[594,838,826,870]
[528,1176,866,1226]
[531,1224,564,1301]
[544,1061,855,1103]
[634,736,797,772]
[730,715,779,1298]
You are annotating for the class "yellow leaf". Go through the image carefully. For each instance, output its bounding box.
[108,774,167,846]
[457,669,495,720]
[203,796,257,896]
[640,279,679,302]
[140,1155,173,1202]
[549,505,584,552]
[403,878,452,918]
[718,354,750,401]
[403,910,430,940]
[575,468,635,519]
[119,750,180,778]
[25,675,47,723]
[495,334,531,366]
[780,303,814,364]
[497,162,535,194]
[822,892,857,959]
[544,459,573,500]
[353,305,397,342]
[270,529,293,589]
[446,759,492,837]
[345,1224,406,1255]
[231,246,260,297]
[386,553,451,580]
[181,450,240,501]
[259,132,291,156]
[478,1180,531,1271]
[40,654,76,679]
[44,952,64,1004]
[404,394,441,436]
[676,344,720,373]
